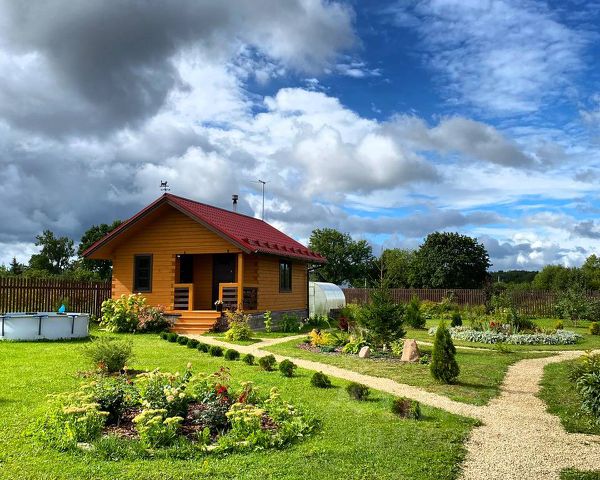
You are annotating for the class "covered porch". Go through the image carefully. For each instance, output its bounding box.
[170,252,258,313]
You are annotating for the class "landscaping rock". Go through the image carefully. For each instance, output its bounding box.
[358,346,371,358]
[401,339,420,362]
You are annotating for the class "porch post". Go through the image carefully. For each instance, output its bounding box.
[237,253,244,310]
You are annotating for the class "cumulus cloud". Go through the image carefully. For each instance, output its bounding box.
[388,0,588,114]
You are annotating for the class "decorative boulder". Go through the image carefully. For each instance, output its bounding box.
[401,339,420,363]
[358,346,371,358]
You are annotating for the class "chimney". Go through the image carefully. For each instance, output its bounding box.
[232,194,239,212]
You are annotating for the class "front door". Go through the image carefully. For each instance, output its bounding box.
[212,254,236,306]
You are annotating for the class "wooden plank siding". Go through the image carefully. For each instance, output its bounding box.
[110,205,240,309]
[106,204,308,314]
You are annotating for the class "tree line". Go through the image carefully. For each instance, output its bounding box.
[0,221,121,281]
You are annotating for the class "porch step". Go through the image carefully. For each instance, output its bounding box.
[169,310,221,334]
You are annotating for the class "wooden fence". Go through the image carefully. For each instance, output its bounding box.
[0,277,111,318]
[342,288,600,317]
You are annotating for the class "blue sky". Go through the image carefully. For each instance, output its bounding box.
[0,0,599,270]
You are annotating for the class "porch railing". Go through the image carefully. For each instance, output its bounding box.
[218,283,258,311]
[173,283,194,310]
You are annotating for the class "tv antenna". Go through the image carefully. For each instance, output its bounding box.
[160,180,170,192]
[252,179,268,220]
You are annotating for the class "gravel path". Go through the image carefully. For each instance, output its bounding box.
[193,334,600,479]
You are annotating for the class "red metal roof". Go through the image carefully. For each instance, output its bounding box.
[83,193,326,263]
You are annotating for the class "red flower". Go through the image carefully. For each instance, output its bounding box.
[215,384,228,396]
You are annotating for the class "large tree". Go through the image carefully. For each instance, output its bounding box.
[28,230,75,275]
[308,228,374,286]
[379,248,416,288]
[77,220,122,280]
[532,265,586,291]
[410,232,490,288]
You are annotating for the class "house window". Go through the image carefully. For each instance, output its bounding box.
[134,255,152,292]
[279,259,292,292]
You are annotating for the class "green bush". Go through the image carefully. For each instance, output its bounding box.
[186,338,199,349]
[160,331,169,340]
[133,408,183,448]
[224,310,254,341]
[555,320,564,330]
[346,382,370,401]
[590,322,600,336]
[177,336,189,345]
[83,375,137,425]
[311,371,332,388]
[391,397,421,420]
[450,312,462,327]
[279,359,297,377]
[405,295,425,329]
[137,305,171,332]
[242,353,255,365]
[82,337,134,373]
[281,313,301,333]
[167,333,178,342]
[224,349,240,361]
[430,321,460,384]
[355,286,405,346]
[264,311,272,333]
[100,294,145,333]
[197,342,209,353]
[208,345,224,357]
[258,354,276,371]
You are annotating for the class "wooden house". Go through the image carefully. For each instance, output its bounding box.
[83,193,326,333]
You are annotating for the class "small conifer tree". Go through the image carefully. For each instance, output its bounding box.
[430,321,459,384]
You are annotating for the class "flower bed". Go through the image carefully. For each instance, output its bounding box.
[33,365,317,457]
[428,326,583,345]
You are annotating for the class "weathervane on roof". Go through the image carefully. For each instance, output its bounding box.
[160,180,170,193]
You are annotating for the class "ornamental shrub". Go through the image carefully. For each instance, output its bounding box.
[137,305,172,332]
[258,354,276,371]
[430,321,460,384]
[590,322,600,336]
[355,286,405,346]
[187,338,199,349]
[555,321,564,330]
[209,345,224,357]
[100,294,146,333]
[224,349,240,361]
[575,371,600,423]
[82,337,134,373]
[197,342,209,353]
[281,313,301,332]
[405,295,425,329]
[177,335,188,345]
[242,353,255,365]
[160,331,169,340]
[450,312,462,327]
[279,359,297,377]
[82,375,137,425]
[224,310,253,341]
[167,333,178,342]
[311,371,332,388]
[346,382,370,401]
[391,397,421,420]
[133,409,183,448]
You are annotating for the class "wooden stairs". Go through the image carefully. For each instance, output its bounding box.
[170,310,222,334]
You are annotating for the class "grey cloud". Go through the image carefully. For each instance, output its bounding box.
[0,0,355,136]
[573,220,600,239]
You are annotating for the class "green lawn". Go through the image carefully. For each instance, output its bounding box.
[0,333,476,480]
[405,318,600,352]
[203,331,301,345]
[561,470,600,480]
[264,338,549,405]
[539,359,600,435]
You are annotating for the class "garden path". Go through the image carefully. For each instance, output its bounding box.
[193,334,600,479]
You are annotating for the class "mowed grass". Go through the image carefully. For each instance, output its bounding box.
[539,359,600,435]
[0,333,476,480]
[264,338,549,405]
[203,331,302,345]
[561,470,600,480]
[405,318,600,352]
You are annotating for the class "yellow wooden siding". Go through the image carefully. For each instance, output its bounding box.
[111,206,239,309]
[256,256,307,312]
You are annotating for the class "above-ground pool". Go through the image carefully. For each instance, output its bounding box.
[0,312,89,340]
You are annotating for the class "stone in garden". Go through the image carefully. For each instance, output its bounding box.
[358,346,371,358]
[401,339,420,362]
